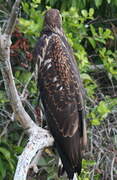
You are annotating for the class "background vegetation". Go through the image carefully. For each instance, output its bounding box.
[0,0,117,179]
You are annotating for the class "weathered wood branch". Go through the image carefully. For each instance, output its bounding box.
[0,1,54,179]
[4,0,21,35]
[14,128,54,180]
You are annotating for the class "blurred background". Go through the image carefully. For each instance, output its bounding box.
[0,0,117,179]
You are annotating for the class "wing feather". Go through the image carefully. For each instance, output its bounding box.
[37,34,84,137]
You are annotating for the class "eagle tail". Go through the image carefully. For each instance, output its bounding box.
[55,130,82,179]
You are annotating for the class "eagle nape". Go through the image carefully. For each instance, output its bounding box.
[34,8,87,180]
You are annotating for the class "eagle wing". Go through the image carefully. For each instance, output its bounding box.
[37,33,84,137]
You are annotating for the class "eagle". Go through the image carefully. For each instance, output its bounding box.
[34,9,87,180]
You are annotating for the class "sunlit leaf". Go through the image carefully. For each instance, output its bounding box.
[89,8,94,17]
[88,37,96,48]
[81,9,88,17]
[0,158,5,178]
[91,119,100,125]
[95,0,103,8]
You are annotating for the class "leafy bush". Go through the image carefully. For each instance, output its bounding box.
[0,138,23,180]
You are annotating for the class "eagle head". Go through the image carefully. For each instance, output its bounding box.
[44,9,62,32]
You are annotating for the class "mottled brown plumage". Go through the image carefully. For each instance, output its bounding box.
[34,9,87,179]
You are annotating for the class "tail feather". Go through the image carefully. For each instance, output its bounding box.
[55,130,82,179]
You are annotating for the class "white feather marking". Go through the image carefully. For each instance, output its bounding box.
[53,77,57,82]
[59,86,63,91]
[40,35,51,66]
[47,64,52,69]
[73,173,78,180]
[38,55,43,67]
[56,83,63,91]
[58,158,62,167]
[56,83,60,87]
[44,59,52,66]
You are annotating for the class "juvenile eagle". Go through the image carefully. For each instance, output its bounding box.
[34,9,87,180]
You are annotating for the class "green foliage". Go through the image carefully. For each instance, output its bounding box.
[81,73,97,97]
[89,25,113,46]
[0,90,9,104]
[39,0,117,15]
[78,159,96,180]
[99,48,117,79]
[89,100,110,125]
[15,71,32,84]
[18,0,43,44]
[0,139,17,180]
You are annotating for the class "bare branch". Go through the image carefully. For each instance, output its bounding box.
[0,0,36,130]
[21,72,35,99]
[4,0,21,35]
[110,154,116,180]
[0,119,11,138]
[14,128,54,180]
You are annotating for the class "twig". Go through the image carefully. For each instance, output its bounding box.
[87,16,101,25]
[103,18,117,23]
[110,154,115,180]
[17,131,25,146]
[91,151,102,180]
[0,119,11,137]
[21,72,35,99]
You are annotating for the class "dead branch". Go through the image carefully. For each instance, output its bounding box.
[14,128,53,180]
[110,154,116,180]
[4,0,21,35]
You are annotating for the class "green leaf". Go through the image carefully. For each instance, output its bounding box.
[19,72,32,83]
[91,119,100,125]
[103,29,113,39]
[97,101,110,118]
[99,47,106,57]
[0,147,14,171]
[0,147,11,159]
[0,91,8,104]
[95,0,103,8]
[15,70,20,79]
[89,8,94,17]
[113,0,117,6]
[107,0,111,3]
[21,2,30,15]
[83,159,96,167]
[98,27,103,36]
[95,37,106,44]
[0,158,5,178]
[13,146,23,154]
[32,0,41,4]
[81,73,93,81]
[90,24,97,36]
[81,9,88,17]
[88,37,96,48]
